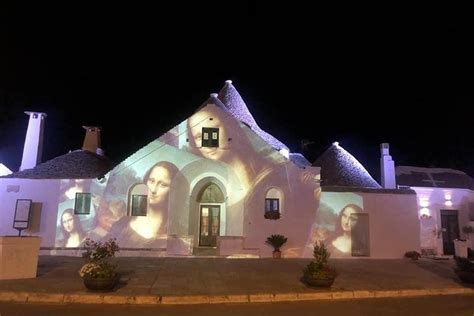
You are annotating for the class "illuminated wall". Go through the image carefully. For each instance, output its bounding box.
[0,178,61,245]
[305,192,366,257]
[0,101,421,259]
[45,102,320,256]
[305,190,420,258]
[411,187,474,255]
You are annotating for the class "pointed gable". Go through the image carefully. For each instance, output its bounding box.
[313,143,381,188]
[217,80,289,152]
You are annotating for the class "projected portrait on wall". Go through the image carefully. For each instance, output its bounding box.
[186,110,279,196]
[326,204,364,256]
[86,199,124,241]
[56,178,107,247]
[106,161,180,248]
[56,208,86,247]
[306,193,369,257]
[187,113,229,161]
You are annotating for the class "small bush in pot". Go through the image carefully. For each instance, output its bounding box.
[302,241,337,287]
[266,234,288,258]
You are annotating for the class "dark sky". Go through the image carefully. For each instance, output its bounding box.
[1,3,474,180]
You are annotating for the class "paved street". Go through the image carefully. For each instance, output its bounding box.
[1,294,474,316]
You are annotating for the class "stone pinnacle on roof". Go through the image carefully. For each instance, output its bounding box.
[217,80,289,151]
[313,142,381,188]
[197,93,227,111]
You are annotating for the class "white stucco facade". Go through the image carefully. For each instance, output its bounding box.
[0,84,423,259]
[410,186,474,255]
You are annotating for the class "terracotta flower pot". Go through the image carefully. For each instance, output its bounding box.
[272,250,281,258]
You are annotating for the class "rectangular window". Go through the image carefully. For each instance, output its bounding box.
[265,198,279,212]
[264,198,280,219]
[74,193,91,215]
[131,194,148,216]
[202,127,219,147]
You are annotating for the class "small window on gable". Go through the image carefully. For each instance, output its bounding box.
[264,188,283,220]
[129,183,148,216]
[202,127,219,147]
[74,193,91,215]
[131,195,148,216]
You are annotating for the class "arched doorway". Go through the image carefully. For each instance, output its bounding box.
[197,183,225,247]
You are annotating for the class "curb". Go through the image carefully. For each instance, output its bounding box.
[1,288,473,305]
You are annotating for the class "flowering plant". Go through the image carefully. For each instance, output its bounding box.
[79,262,116,279]
[79,238,119,279]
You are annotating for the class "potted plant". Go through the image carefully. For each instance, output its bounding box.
[266,234,287,258]
[404,250,421,260]
[302,240,337,287]
[79,238,120,291]
[454,256,474,283]
[264,211,280,220]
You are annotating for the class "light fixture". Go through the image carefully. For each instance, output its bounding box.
[419,199,429,208]
[444,192,453,207]
[420,207,431,219]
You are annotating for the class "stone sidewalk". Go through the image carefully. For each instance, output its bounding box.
[0,256,473,304]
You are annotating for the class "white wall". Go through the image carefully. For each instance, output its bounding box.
[412,187,474,255]
[3,104,422,259]
[0,178,60,246]
[364,192,420,258]
[309,190,420,259]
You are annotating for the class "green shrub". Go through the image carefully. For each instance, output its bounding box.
[303,241,337,279]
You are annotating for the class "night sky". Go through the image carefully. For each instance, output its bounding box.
[1,4,474,180]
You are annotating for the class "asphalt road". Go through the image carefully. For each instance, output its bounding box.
[1,294,474,316]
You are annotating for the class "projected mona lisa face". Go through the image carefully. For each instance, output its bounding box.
[335,204,362,236]
[326,203,364,255]
[340,206,356,232]
[62,212,75,233]
[58,208,85,248]
[143,161,179,208]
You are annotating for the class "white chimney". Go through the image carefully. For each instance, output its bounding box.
[20,111,47,171]
[380,143,396,189]
[82,126,102,154]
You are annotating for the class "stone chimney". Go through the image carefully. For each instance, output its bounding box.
[380,143,396,189]
[82,126,103,155]
[20,112,47,171]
